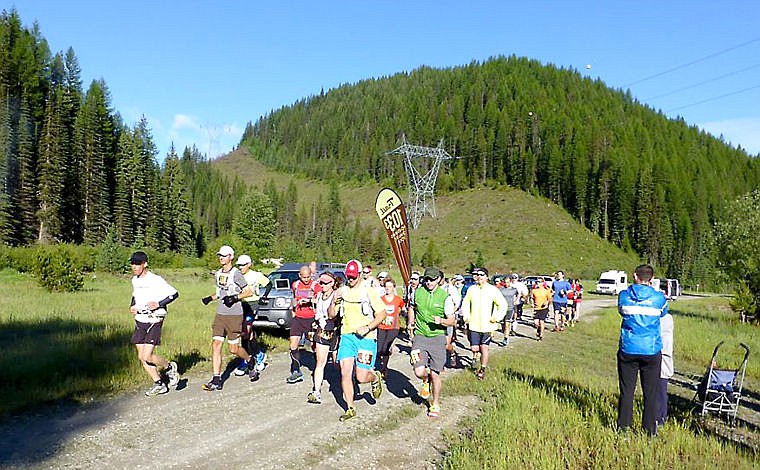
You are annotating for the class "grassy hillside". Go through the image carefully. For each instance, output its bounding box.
[215,147,639,278]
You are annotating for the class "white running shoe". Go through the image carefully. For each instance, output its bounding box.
[166,361,180,387]
[145,380,168,397]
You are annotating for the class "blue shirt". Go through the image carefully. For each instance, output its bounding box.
[552,280,572,304]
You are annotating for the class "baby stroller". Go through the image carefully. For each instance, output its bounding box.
[695,341,750,425]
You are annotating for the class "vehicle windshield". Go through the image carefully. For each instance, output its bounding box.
[268,271,300,289]
[598,279,615,284]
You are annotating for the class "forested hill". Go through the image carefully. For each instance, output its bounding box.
[240,55,760,283]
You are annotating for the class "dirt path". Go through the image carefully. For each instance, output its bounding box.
[0,297,618,469]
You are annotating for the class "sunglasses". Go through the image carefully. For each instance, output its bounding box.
[423,277,438,283]
[319,280,333,285]
[410,277,420,281]
[473,272,486,277]
[347,275,358,281]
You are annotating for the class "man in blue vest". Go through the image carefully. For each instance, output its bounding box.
[616,264,669,436]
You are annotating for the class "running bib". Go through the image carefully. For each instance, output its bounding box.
[357,349,374,366]
[410,349,421,365]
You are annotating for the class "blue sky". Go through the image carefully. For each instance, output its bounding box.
[8,1,760,158]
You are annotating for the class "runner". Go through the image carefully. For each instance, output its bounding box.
[497,276,518,342]
[407,267,456,417]
[200,245,256,391]
[567,278,584,326]
[287,265,320,384]
[551,271,572,332]
[335,259,387,422]
[461,267,508,380]
[511,274,529,321]
[531,281,552,341]
[376,277,404,376]
[375,271,389,296]
[445,274,465,368]
[234,254,270,379]
[308,272,342,404]
[128,251,180,397]
[361,264,378,289]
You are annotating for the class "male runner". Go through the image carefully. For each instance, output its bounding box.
[129,251,180,396]
[234,254,270,378]
[200,245,256,390]
[461,267,508,380]
[335,259,386,422]
[408,267,456,418]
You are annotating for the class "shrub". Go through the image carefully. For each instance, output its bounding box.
[34,246,85,292]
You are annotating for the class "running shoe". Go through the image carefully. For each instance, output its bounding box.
[371,370,384,399]
[249,367,260,382]
[145,380,168,397]
[255,351,267,372]
[307,391,322,404]
[419,381,431,400]
[427,402,441,418]
[234,360,249,376]
[166,361,180,388]
[286,370,304,384]
[201,378,222,391]
[476,367,486,380]
[339,406,356,422]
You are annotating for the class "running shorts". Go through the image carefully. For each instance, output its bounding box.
[290,315,314,339]
[212,313,243,343]
[131,320,163,345]
[534,308,549,321]
[411,334,447,374]
[553,302,567,315]
[468,330,492,347]
[337,333,377,370]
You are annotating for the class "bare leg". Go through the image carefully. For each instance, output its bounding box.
[313,344,329,392]
[340,358,356,409]
[136,344,167,382]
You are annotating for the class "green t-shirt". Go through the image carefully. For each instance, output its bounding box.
[413,286,449,337]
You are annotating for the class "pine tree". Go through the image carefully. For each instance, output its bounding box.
[15,98,37,244]
[37,86,66,243]
[76,80,113,245]
[160,145,193,254]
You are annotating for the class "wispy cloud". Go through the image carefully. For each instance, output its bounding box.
[172,114,201,131]
[700,117,760,155]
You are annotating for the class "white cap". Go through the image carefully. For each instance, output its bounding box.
[235,254,252,266]
[378,271,388,278]
[217,245,234,257]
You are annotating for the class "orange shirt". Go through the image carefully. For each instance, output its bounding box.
[379,294,404,330]
[531,286,552,309]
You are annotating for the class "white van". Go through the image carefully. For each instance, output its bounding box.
[596,270,628,295]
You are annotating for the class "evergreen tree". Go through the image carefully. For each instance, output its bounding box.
[15,98,37,244]
[36,86,66,243]
[160,145,193,254]
[76,80,113,245]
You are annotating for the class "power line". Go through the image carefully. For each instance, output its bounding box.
[643,62,760,101]
[623,36,760,88]
[666,83,760,112]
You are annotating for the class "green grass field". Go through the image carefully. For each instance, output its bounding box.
[442,296,760,468]
[0,268,289,417]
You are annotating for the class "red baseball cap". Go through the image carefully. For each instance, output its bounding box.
[345,259,362,279]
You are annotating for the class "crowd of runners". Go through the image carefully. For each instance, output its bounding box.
[127,246,584,422]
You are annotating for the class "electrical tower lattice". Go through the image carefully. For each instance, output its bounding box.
[387,135,455,229]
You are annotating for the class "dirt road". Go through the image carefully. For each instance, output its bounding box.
[0,297,618,469]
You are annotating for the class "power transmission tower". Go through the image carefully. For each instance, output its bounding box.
[386,134,455,229]
[202,122,221,159]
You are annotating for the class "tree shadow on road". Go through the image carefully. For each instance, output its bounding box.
[0,317,132,467]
